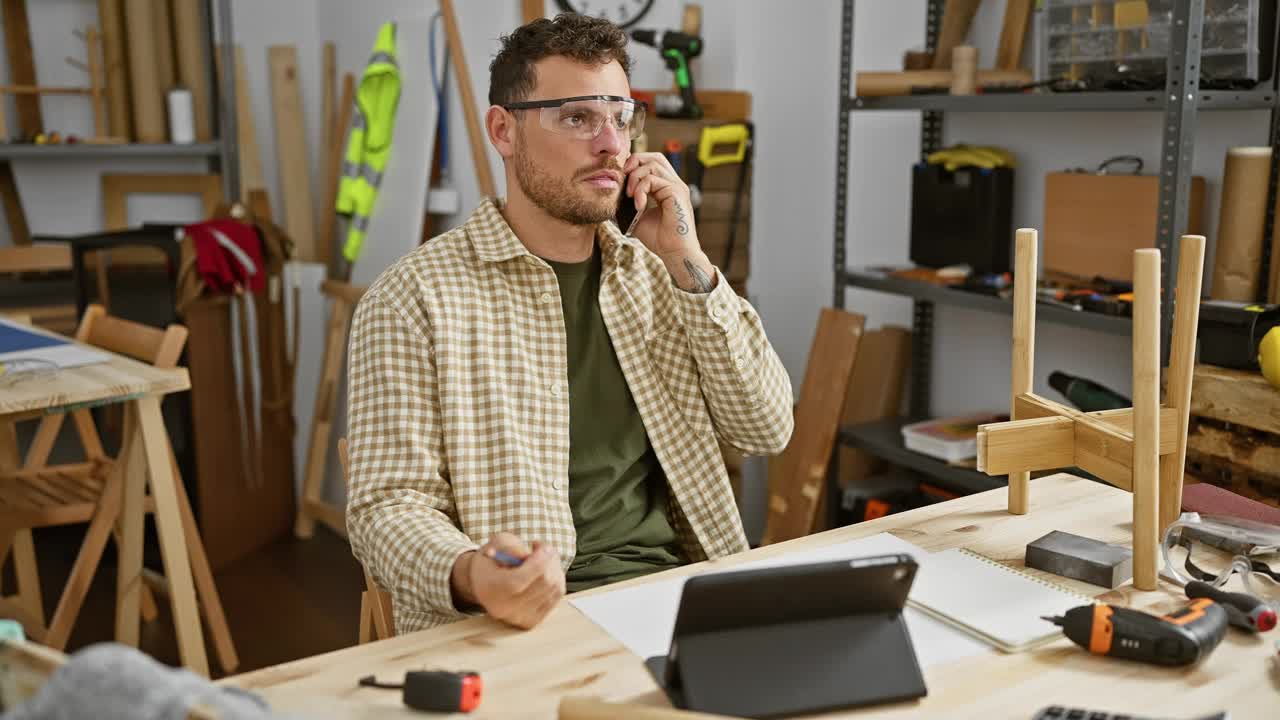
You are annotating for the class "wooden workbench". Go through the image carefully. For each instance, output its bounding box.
[0,344,213,676]
[222,473,1278,718]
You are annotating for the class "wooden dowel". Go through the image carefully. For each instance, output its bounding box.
[1009,228,1038,514]
[98,0,132,139]
[1159,235,1205,533]
[440,0,496,198]
[1132,248,1161,591]
[86,27,108,138]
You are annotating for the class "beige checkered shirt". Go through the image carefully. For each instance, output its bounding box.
[345,198,794,634]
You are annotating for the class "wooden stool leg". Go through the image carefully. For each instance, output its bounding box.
[170,449,238,674]
[110,523,160,622]
[8,414,66,627]
[134,397,208,677]
[115,405,146,649]
[44,450,126,650]
[1159,235,1205,533]
[295,297,350,538]
[1009,228,1038,515]
[9,531,43,626]
[1132,249,1162,591]
[358,591,372,644]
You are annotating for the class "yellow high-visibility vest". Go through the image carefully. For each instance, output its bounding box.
[337,22,401,263]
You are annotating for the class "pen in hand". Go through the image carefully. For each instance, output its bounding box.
[488,549,526,568]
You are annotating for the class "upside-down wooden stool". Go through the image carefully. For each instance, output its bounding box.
[975,230,1206,590]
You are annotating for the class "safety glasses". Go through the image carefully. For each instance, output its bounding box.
[1162,513,1280,610]
[503,95,646,141]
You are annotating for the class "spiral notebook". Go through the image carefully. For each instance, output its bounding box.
[908,547,1096,653]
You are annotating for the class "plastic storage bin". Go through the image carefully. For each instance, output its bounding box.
[901,413,1007,463]
[1036,0,1274,87]
[910,164,1014,273]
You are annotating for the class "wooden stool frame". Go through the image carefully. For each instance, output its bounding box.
[975,229,1205,590]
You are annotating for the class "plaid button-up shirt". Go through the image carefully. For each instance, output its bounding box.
[345,198,794,634]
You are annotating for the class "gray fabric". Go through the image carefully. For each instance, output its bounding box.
[2,643,284,720]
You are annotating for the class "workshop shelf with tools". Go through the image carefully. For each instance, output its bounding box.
[830,0,1280,507]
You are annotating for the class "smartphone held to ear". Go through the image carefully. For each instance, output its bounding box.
[614,171,640,236]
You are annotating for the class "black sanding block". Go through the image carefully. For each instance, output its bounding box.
[1025,530,1133,588]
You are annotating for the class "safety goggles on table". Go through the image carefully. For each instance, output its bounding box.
[503,95,647,141]
[1162,512,1280,610]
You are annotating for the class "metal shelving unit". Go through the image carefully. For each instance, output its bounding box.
[0,143,221,159]
[5,0,238,200]
[841,266,1134,336]
[847,87,1277,111]
[839,418,1001,495]
[832,0,1280,497]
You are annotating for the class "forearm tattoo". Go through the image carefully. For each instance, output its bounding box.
[683,259,714,294]
[674,202,689,236]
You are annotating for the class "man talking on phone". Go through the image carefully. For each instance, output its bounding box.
[345,13,793,634]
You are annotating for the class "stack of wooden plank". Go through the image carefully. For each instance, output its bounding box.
[1184,364,1280,508]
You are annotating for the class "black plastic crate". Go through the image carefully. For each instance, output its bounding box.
[1198,300,1280,370]
[910,164,1014,274]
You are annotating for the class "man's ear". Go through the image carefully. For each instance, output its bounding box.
[486,105,517,159]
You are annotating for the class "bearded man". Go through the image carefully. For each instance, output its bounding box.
[345,12,793,634]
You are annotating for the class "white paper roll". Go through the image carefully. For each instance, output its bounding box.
[167,87,195,144]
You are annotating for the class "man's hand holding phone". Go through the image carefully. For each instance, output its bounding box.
[622,152,718,294]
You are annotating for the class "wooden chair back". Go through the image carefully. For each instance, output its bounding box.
[339,438,396,642]
[75,304,188,369]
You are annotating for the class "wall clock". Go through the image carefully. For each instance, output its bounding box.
[554,0,656,29]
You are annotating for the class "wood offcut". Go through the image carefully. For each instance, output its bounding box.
[761,308,865,545]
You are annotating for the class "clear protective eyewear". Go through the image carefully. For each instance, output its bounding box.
[1161,512,1280,611]
[503,94,646,141]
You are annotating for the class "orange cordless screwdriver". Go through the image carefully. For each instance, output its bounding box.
[1044,599,1228,666]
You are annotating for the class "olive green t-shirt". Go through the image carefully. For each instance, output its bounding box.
[544,248,683,593]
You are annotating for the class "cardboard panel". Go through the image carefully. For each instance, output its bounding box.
[1044,172,1205,281]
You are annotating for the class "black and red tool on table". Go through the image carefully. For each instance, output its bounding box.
[358,670,482,713]
[1185,581,1276,633]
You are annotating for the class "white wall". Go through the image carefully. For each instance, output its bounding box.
[5,2,1266,508]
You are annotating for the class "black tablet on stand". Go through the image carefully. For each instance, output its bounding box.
[644,553,927,719]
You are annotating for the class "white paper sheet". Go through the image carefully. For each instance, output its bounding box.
[568,532,993,668]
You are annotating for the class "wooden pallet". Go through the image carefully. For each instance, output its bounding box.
[1184,364,1280,508]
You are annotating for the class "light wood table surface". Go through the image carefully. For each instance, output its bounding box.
[223,474,1280,719]
[0,346,210,676]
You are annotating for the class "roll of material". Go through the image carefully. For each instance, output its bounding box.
[167,87,194,144]
[124,0,165,142]
[1212,146,1271,301]
[950,45,978,95]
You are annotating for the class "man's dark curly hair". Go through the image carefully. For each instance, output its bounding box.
[488,13,632,107]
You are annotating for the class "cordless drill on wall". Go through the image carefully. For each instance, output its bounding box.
[630,29,703,119]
